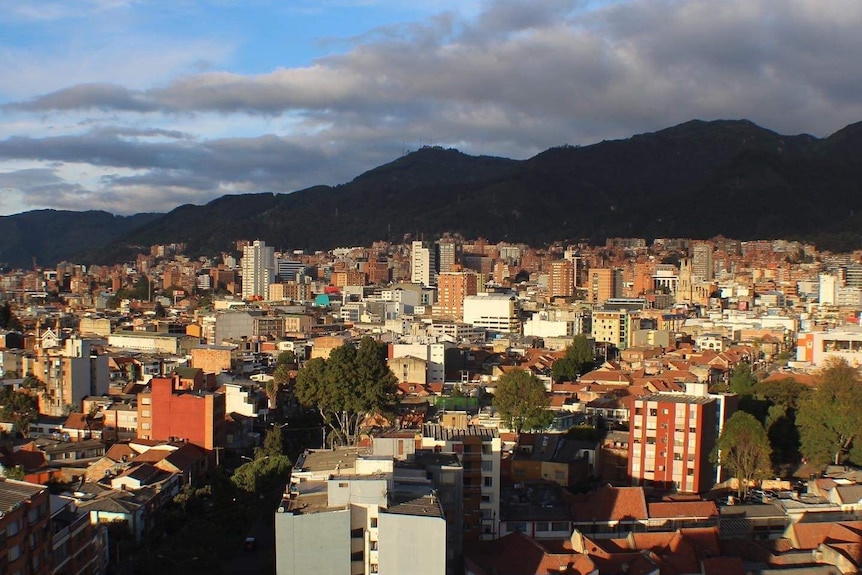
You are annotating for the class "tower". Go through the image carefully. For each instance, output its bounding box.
[241,240,275,300]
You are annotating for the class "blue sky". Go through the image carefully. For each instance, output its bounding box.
[1,0,861,216]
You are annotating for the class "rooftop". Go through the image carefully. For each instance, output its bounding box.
[0,478,45,514]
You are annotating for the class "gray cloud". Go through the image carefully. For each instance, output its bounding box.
[3,0,862,215]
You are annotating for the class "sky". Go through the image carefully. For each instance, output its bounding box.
[1,0,861,216]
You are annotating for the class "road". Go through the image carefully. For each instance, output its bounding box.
[230,484,286,574]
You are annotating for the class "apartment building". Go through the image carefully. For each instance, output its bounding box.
[628,383,735,493]
[436,271,478,321]
[462,293,520,334]
[275,450,446,575]
[421,424,501,541]
[0,478,52,575]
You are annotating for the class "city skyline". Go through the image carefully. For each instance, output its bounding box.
[1,0,862,216]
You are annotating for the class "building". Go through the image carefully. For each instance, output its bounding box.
[0,478,52,575]
[137,375,226,456]
[548,260,575,299]
[275,450,447,575]
[591,310,640,350]
[797,329,862,367]
[242,240,275,300]
[26,337,109,417]
[436,239,457,274]
[421,424,501,541]
[411,241,437,287]
[692,242,714,282]
[588,268,618,306]
[436,271,478,320]
[463,293,520,334]
[50,493,106,575]
[628,383,734,493]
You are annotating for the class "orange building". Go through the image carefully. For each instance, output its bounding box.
[588,268,616,306]
[436,271,478,320]
[548,260,574,298]
[137,375,225,455]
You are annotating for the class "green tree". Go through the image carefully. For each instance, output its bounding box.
[154,301,167,318]
[256,427,284,459]
[713,411,772,498]
[765,403,801,466]
[551,335,595,382]
[797,358,862,465]
[294,336,398,446]
[492,369,552,433]
[275,350,296,366]
[730,363,756,396]
[231,454,292,495]
[755,378,811,409]
[0,388,38,437]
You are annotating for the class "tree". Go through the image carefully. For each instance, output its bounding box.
[0,388,38,437]
[713,411,772,498]
[730,363,756,396]
[755,378,811,409]
[256,427,284,459]
[231,454,292,495]
[0,302,21,331]
[275,350,296,367]
[551,335,595,382]
[154,301,167,319]
[294,336,398,446]
[797,358,862,465]
[492,369,552,433]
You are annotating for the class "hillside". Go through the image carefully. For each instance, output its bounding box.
[4,118,862,266]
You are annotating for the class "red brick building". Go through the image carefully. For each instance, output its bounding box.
[137,375,225,456]
[0,478,52,575]
[628,384,734,493]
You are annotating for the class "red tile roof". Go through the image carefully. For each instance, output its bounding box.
[571,484,648,522]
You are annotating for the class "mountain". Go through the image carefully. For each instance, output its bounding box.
[0,210,160,269]
[4,118,862,267]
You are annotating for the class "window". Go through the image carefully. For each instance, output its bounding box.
[662,408,669,415]
[370,517,378,528]
[649,409,658,416]
[141,397,151,405]
[7,519,21,537]
[551,521,569,532]
[8,544,21,561]
[535,522,549,532]
[687,468,695,476]
[339,482,348,488]
[141,409,151,418]
[141,422,151,430]
[484,477,493,488]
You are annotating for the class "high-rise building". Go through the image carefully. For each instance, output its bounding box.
[692,242,714,282]
[411,241,437,286]
[628,383,735,493]
[588,268,616,306]
[548,260,575,298]
[463,293,520,334]
[436,239,457,274]
[436,271,478,320]
[241,240,275,300]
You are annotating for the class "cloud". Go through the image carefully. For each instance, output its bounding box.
[3,0,862,215]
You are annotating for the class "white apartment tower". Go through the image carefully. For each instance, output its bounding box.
[241,240,275,300]
[411,241,437,286]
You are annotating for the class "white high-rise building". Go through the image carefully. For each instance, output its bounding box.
[241,240,275,300]
[411,241,436,286]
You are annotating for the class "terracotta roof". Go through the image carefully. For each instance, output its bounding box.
[105,443,136,462]
[463,531,596,575]
[648,501,718,519]
[571,484,648,522]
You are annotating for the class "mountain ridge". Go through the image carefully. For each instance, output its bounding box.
[3,118,862,267]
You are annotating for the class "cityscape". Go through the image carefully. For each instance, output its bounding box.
[1,233,862,575]
[3,1,862,574]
